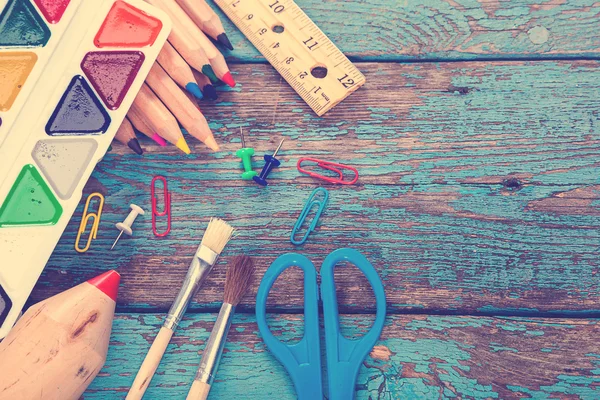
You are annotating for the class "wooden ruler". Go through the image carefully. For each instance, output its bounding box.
[214,0,365,116]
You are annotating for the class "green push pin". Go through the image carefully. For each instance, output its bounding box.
[236,127,258,180]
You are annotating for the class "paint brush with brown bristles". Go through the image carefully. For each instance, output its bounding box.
[186,255,255,400]
[127,218,235,400]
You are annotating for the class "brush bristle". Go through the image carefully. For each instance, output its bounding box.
[224,255,255,306]
[201,218,235,254]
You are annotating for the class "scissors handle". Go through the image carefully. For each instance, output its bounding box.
[255,253,323,400]
[321,248,387,400]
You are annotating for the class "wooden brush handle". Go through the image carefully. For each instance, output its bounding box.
[126,327,174,400]
[187,380,211,400]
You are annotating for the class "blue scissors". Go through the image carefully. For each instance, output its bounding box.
[256,248,387,400]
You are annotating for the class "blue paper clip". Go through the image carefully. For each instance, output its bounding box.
[291,188,329,245]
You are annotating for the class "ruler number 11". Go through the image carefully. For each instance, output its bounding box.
[303,36,318,51]
[269,0,285,13]
[338,73,355,89]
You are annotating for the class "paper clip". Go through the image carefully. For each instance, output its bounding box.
[291,187,329,245]
[151,176,171,237]
[297,157,359,185]
[75,193,105,253]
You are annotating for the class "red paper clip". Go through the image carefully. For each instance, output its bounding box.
[151,176,171,237]
[297,157,359,185]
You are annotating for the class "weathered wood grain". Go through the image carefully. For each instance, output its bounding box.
[34,183,600,315]
[212,0,600,62]
[85,62,600,186]
[30,61,600,315]
[83,313,600,399]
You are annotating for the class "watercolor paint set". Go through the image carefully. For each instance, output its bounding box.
[0,0,171,338]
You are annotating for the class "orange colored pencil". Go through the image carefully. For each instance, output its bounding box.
[131,83,191,154]
[145,63,218,151]
[176,0,233,50]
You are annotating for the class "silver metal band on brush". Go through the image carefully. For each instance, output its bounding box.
[195,302,234,384]
[163,245,219,330]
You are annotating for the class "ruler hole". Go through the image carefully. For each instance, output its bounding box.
[272,25,285,34]
[311,66,328,79]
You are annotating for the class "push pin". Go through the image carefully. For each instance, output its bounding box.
[111,204,145,250]
[236,127,257,180]
[253,139,284,186]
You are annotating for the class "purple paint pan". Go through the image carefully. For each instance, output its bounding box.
[81,51,144,110]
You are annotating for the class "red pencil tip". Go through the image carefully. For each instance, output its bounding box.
[87,270,120,302]
[222,72,236,88]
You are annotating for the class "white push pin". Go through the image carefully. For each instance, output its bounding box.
[111,204,145,250]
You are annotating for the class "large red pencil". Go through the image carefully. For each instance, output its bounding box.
[0,270,120,400]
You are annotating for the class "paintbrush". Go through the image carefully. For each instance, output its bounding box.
[186,255,255,400]
[126,218,235,400]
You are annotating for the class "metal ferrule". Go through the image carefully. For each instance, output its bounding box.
[194,302,235,384]
[163,245,219,330]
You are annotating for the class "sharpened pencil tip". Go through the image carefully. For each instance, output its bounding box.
[201,65,219,83]
[222,72,236,88]
[151,133,168,147]
[205,135,220,152]
[186,82,204,100]
[176,137,191,154]
[201,84,218,101]
[87,270,120,302]
[217,33,233,51]
[127,138,143,155]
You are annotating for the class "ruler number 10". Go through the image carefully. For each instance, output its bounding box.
[338,73,355,89]
[269,0,285,13]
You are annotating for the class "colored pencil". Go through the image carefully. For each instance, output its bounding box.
[145,63,218,151]
[193,69,218,101]
[114,118,143,155]
[176,0,233,50]
[131,83,191,154]
[0,270,120,400]
[150,0,235,87]
[126,112,167,147]
[147,0,217,82]
[157,42,203,100]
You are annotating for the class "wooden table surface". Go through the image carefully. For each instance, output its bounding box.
[30,0,600,398]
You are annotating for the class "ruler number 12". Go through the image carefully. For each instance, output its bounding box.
[338,73,355,89]
[269,0,285,13]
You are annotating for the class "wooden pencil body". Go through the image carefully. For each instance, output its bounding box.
[176,0,225,40]
[132,84,180,144]
[157,42,196,89]
[115,118,136,145]
[0,277,117,400]
[145,64,217,150]
[147,0,210,71]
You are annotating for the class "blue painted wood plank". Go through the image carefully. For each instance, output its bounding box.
[29,61,600,315]
[83,313,600,399]
[211,0,600,62]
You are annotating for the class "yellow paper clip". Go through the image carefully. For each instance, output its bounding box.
[75,193,105,253]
